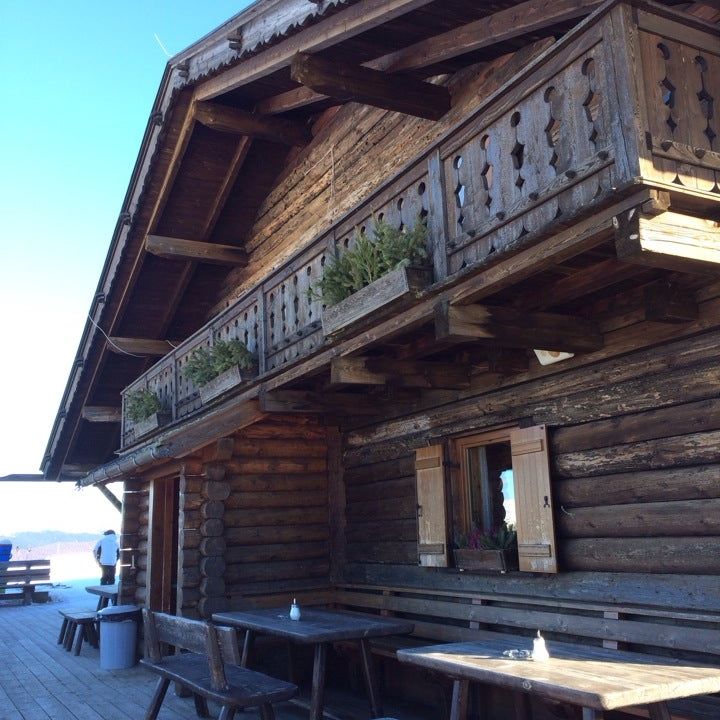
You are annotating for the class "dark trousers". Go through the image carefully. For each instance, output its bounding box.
[100,565,116,585]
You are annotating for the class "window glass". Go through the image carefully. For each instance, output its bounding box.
[465,440,513,532]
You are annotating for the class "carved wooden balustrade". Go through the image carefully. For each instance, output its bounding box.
[120,2,719,448]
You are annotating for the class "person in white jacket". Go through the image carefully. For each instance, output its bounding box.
[93,530,120,585]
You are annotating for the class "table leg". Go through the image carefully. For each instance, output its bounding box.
[582,709,604,720]
[145,677,170,720]
[513,693,531,720]
[450,679,470,720]
[193,693,210,717]
[260,705,276,720]
[647,703,671,720]
[241,630,255,668]
[309,643,328,720]
[359,638,384,718]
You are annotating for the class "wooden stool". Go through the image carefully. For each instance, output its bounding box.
[60,610,99,656]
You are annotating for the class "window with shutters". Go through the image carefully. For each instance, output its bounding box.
[413,424,558,573]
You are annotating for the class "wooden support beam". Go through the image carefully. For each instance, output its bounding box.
[615,210,720,275]
[330,356,471,389]
[145,235,248,266]
[434,301,603,353]
[374,0,604,74]
[644,282,699,324]
[81,406,121,423]
[193,101,311,146]
[259,389,378,415]
[291,52,450,120]
[106,337,175,356]
[96,484,122,512]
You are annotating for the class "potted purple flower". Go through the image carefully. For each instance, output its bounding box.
[453,525,518,573]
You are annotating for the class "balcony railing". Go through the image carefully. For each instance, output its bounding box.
[120,2,720,448]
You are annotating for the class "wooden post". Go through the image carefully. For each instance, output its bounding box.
[327,426,346,583]
[427,149,449,282]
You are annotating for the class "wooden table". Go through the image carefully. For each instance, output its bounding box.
[398,636,720,720]
[85,584,118,611]
[213,607,414,720]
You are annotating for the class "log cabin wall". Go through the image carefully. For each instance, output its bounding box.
[118,478,144,605]
[171,415,332,617]
[342,316,720,609]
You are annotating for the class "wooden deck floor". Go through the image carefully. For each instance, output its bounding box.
[0,583,431,720]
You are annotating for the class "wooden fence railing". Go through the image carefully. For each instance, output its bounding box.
[121,2,720,447]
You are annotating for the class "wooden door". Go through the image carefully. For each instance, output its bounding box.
[148,477,179,612]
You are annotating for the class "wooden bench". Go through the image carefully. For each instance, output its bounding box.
[141,609,298,720]
[331,583,720,720]
[58,610,99,656]
[0,559,50,604]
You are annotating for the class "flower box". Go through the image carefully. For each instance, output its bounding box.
[132,412,170,439]
[321,266,431,338]
[199,364,258,404]
[453,548,518,573]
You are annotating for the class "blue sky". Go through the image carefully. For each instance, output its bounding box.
[0,2,249,535]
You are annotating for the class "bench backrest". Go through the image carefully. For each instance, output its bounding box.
[142,609,240,691]
[0,559,51,587]
[333,584,720,662]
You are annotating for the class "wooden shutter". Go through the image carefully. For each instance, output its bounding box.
[510,425,558,573]
[415,445,448,567]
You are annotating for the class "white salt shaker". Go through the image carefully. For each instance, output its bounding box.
[290,598,301,621]
[532,631,549,661]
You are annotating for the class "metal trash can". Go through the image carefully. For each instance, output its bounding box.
[98,604,140,670]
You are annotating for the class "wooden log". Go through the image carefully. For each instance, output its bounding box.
[180,493,204,511]
[435,301,604,353]
[330,356,471,390]
[193,101,311,146]
[561,537,720,574]
[616,210,720,274]
[345,541,418,564]
[145,234,249,266]
[107,337,174,356]
[225,458,327,474]
[225,490,328,510]
[557,499,720,538]
[226,524,329,545]
[200,576,226,597]
[644,281,699,323]
[224,559,330,584]
[225,541,329,565]
[344,455,414,480]
[182,567,201,588]
[551,398,720,454]
[224,507,328,528]
[81,406,121,423]
[202,462,228,483]
[200,519,224,537]
[232,439,327,458]
[346,477,414,503]
[180,529,201,549]
[259,390,378,416]
[291,51,451,120]
[197,596,228,618]
[200,537,227,556]
[228,473,327,493]
[200,500,225,520]
[345,518,417,543]
[554,428,720,479]
[555,464,720,508]
[346,495,416,522]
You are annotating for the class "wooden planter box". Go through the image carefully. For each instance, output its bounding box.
[132,412,170,439]
[321,266,430,338]
[453,548,518,573]
[199,364,257,404]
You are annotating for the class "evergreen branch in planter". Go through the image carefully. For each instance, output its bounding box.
[457,524,517,551]
[309,218,428,307]
[185,339,255,387]
[126,389,163,423]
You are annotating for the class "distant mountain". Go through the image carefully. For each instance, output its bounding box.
[6,530,101,546]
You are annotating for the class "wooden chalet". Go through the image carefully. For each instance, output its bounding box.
[44,0,720,717]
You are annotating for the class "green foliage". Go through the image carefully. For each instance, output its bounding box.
[126,389,162,423]
[458,524,517,550]
[185,338,255,387]
[309,218,428,307]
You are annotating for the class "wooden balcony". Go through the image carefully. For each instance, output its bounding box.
[120,2,719,449]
